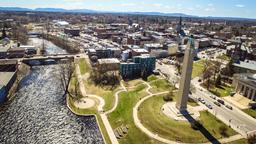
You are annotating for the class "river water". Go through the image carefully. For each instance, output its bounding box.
[0,38,104,144]
[28,37,67,55]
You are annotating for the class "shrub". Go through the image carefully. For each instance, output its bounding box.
[219,125,228,137]
[163,95,173,102]
[248,134,256,144]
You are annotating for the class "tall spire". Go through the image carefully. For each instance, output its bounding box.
[176,35,195,112]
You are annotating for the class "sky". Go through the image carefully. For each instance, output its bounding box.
[1,0,256,18]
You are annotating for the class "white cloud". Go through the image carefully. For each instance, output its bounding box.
[153,3,163,7]
[205,7,215,12]
[208,3,213,7]
[236,4,245,8]
[121,3,135,7]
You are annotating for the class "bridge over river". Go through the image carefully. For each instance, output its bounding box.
[0,37,104,144]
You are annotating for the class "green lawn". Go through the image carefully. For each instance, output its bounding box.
[122,79,144,88]
[138,96,237,143]
[79,58,90,75]
[67,96,112,144]
[84,80,121,112]
[149,79,172,93]
[217,54,230,61]
[78,57,121,111]
[243,108,256,119]
[147,75,158,82]
[108,84,161,144]
[192,60,205,78]
[208,84,234,97]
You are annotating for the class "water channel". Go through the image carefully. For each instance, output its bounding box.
[0,38,104,144]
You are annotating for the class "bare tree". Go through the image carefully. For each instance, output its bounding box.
[55,60,75,97]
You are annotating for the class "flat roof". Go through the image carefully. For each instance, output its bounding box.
[233,61,256,71]
[132,49,148,53]
[0,72,15,86]
[0,47,9,52]
[98,58,120,64]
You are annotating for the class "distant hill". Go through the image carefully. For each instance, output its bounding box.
[0,6,255,21]
[0,7,31,11]
[34,8,96,13]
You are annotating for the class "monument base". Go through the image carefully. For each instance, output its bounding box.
[162,102,200,122]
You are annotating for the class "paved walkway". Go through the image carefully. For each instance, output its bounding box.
[105,81,127,115]
[132,81,244,144]
[74,59,119,144]
[73,56,244,144]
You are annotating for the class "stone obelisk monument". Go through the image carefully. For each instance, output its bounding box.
[176,36,195,112]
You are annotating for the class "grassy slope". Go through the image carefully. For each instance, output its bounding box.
[243,108,256,119]
[149,79,171,93]
[79,58,89,75]
[192,60,205,78]
[203,83,234,97]
[138,96,237,143]
[147,75,158,82]
[108,84,161,144]
[78,58,121,111]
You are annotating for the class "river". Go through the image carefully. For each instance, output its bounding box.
[0,38,104,144]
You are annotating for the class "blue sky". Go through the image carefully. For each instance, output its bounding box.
[1,0,256,18]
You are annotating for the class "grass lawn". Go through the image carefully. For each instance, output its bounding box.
[67,96,112,144]
[108,84,161,144]
[192,60,205,78]
[78,57,121,111]
[79,58,90,75]
[208,84,234,97]
[84,80,121,112]
[216,54,230,61]
[149,79,172,93]
[147,75,158,82]
[138,96,237,143]
[122,79,144,88]
[242,108,256,119]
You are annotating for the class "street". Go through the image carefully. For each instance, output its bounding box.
[157,62,256,137]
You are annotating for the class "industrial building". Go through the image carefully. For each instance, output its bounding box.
[120,55,156,79]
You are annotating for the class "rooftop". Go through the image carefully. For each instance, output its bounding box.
[233,60,256,71]
[98,58,120,64]
[0,72,15,86]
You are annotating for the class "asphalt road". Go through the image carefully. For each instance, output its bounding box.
[156,62,256,137]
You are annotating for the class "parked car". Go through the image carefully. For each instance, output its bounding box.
[217,99,225,105]
[206,103,213,109]
[210,95,216,100]
[214,101,221,107]
[225,105,233,110]
[200,99,206,104]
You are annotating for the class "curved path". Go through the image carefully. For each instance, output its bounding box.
[105,81,127,114]
[133,81,244,144]
[74,59,119,144]
[74,57,243,144]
